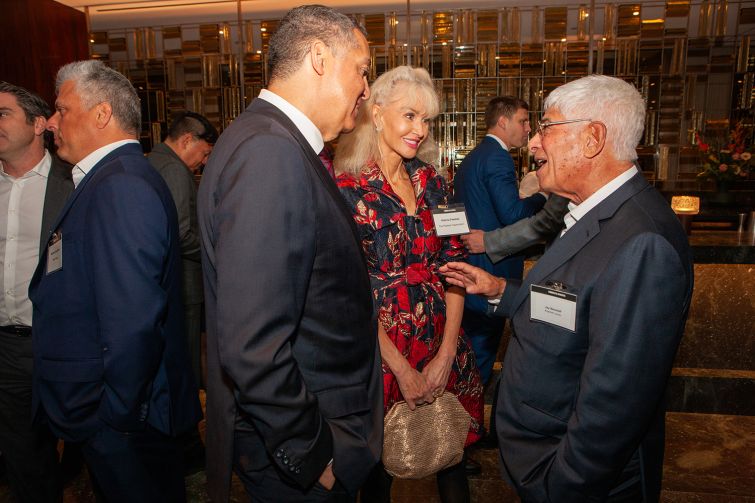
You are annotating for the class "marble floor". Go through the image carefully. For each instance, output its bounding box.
[1,406,753,502]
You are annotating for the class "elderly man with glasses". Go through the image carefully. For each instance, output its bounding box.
[441,75,694,503]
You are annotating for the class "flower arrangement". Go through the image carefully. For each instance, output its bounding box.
[695,122,754,185]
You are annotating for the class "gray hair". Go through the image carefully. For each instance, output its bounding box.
[335,66,440,177]
[0,81,51,123]
[268,5,366,82]
[543,75,645,161]
[55,60,141,135]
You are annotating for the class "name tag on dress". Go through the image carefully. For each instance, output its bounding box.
[432,204,470,237]
[47,231,62,274]
[530,283,577,332]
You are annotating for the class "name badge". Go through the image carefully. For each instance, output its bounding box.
[432,204,470,237]
[46,231,62,274]
[530,282,577,332]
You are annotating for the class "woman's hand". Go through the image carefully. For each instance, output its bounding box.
[394,365,432,410]
[422,350,454,399]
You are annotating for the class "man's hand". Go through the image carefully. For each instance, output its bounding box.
[318,463,336,490]
[461,229,486,254]
[440,262,506,299]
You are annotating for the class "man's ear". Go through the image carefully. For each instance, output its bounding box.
[497,115,508,130]
[179,132,195,151]
[583,121,606,159]
[94,102,113,129]
[309,40,327,76]
[33,115,46,136]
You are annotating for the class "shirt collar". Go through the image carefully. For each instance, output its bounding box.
[563,165,639,233]
[73,139,139,187]
[258,89,324,155]
[0,150,52,180]
[486,133,509,151]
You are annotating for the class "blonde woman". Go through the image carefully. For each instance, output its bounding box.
[335,66,483,502]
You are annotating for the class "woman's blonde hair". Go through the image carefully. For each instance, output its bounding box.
[334,65,440,176]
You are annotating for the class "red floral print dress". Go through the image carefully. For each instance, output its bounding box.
[337,159,484,446]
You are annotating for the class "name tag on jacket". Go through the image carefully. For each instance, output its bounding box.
[47,231,62,274]
[530,283,577,331]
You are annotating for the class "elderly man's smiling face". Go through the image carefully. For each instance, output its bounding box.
[529,108,591,204]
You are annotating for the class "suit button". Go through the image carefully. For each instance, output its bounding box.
[289,465,295,472]
[275,450,283,459]
[283,457,289,465]
[295,467,301,474]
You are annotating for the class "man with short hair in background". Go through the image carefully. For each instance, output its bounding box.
[0,81,73,503]
[148,111,217,388]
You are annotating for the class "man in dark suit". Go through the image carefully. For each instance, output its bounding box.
[453,96,546,388]
[0,81,73,503]
[442,75,694,502]
[198,6,381,502]
[148,111,218,387]
[29,60,201,502]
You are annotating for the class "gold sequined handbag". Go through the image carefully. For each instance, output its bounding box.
[382,393,471,479]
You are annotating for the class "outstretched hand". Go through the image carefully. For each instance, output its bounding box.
[439,262,506,299]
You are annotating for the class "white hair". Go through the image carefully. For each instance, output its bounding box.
[544,75,645,161]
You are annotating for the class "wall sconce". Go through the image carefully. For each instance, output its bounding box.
[671,195,700,234]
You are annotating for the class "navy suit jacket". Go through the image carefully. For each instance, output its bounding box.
[198,98,382,501]
[453,135,545,312]
[29,143,201,443]
[493,173,693,502]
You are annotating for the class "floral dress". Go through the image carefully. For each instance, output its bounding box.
[337,159,484,446]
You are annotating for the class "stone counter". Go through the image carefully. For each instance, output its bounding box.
[668,230,755,415]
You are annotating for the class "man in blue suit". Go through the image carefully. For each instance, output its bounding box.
[29,60,201,502]
[453,97,546,389]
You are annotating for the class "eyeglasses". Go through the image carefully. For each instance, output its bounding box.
[534,118,592,138]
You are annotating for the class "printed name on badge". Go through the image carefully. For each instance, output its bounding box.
[47,231,63,274]
[530,283,577,332]
[432,204,471,237]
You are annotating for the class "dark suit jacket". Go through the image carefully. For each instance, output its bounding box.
[147,142,203,306]
[39,154,74,256]
[483,194,570,263]
[453,136,546,313]
[29,143,201,443]
[198,98,382,501]
[493,173,693,502]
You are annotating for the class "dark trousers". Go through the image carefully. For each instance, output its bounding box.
[0,331,61,503]
[184,301,203,388]
[461,309,505,386]
[81,423,186,503]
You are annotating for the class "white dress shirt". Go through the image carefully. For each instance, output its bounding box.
[486,133,509,152]
[72,139,140,188]
[0,151,51,326]
[561,166,639,236]
[258,89,324,155]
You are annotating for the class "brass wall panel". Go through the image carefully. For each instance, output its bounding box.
[477,10,498,42]
[617,4,641,38]
[544,6,567,41]
[364,14,385,45]
[433,12,453,44]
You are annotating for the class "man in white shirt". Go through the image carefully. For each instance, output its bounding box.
[29,60,201,502]
[0,81,73,503]
[198,6,382,502]
[441,75,694,502]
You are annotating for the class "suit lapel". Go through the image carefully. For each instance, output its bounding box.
[509,173,651,313]
[39,155,74,257]
[253,100,365,252]
[46,144,141,241]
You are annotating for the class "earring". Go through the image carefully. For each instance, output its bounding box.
[375,125,382,132]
